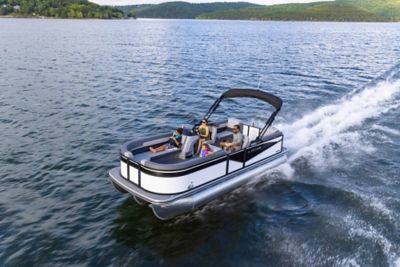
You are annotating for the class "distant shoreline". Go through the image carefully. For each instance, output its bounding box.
[196,18,396,23]
[0,15,134,20]
[1,1,399,23]
[0,15,395,23]
[123,1,400,23]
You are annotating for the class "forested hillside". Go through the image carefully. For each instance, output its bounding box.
[2,0,398,21]
[128,1,259,19]
[0,0,124,18]
[338,0,400,21]
[197,1,388,21]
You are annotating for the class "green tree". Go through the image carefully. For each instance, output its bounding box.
[128,9,136,18]
[67,8,74,17]
[1,0,124,19]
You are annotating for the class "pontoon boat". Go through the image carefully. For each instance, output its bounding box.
[109,89,287,220]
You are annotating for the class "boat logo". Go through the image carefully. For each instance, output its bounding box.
[188,181,194,189]
[248,146,263,154]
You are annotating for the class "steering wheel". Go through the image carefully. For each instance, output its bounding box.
[192,124,200,134]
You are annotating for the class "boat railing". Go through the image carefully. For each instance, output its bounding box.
[120,133,283,189]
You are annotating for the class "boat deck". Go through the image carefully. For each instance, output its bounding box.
[132,148,180,164]
[131,127,232,166]
[123,119,282,172]
[133,144,224,166]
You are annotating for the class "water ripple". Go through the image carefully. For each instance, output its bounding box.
[0,19,400,266]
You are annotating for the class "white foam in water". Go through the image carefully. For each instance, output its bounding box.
[276,78,400,171]
[253,71,400,266]
[345,213,400,267]
[269,75,400,266]
[395,257,400,267]
[372,125,400,137]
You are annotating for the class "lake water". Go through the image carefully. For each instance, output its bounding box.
[1,18,400,266]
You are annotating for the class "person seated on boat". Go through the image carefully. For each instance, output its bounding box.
[195,119,211,155]
[150,128,183,153]
[199,143,213,158]
[219,124,243,152]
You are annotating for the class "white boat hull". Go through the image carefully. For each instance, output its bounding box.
[109,148,287,220]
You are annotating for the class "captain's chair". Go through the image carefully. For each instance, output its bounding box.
[178,135,198,159]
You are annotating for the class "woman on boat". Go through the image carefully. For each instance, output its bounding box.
[196,119,210,155]
[150,128,183,153]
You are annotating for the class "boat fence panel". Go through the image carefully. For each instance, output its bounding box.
[242,124,261,141]
[243,125,249,136]
[246,139,283,166]
[121,161,128,178]
[228,159,242,173]
[248,126,261,141]
[129,165,139,184]
[140,161,227,194]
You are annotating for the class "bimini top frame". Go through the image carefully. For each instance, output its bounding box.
[202,88,283,138]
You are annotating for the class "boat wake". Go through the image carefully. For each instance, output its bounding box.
[181,64,400,266]
[269,64,400,266]
[277,64,400,176]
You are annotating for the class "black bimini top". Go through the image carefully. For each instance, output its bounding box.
[222,88,282,111]
[202,88,283,138]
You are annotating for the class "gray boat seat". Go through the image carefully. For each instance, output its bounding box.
[209,144,222,152]
[178,135,198,160]
[205,125,217,145]
[216,130,232,143]
[141,149,226,171]
[136,148,178,164]
[242,135,250,149]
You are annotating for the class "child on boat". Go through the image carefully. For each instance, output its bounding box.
[199,143,213,158]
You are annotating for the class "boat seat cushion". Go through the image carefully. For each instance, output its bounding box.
[141,149,226,171]
[216,131,232,142]
[242,135,250,149]
[133,148,178,164]
[178,135,198,159]
[204,125,218,145]
[122,133,171,154]
[148,149,180,161]
[209,144,221,152]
